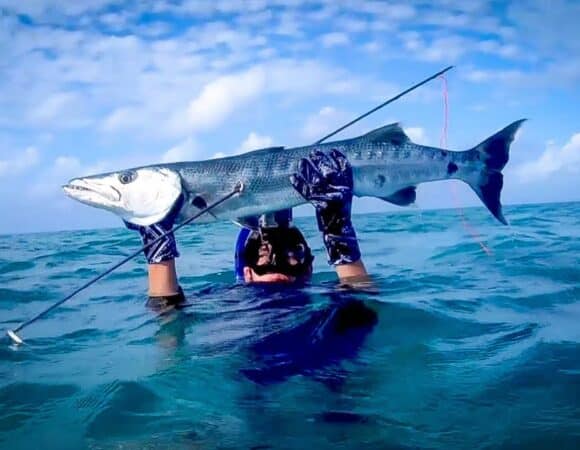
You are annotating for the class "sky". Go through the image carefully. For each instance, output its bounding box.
[0,0,578,234]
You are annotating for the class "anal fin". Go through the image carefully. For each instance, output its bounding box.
[380,186,417,206]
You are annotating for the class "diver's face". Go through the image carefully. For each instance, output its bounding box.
[243,240,312,284]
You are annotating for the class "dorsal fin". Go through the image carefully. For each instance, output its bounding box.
[363,123,409,145]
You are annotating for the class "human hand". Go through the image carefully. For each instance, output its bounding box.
[290,149,360,265]
[124,194,184,264]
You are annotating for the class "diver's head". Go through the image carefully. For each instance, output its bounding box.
[242,226,314,284]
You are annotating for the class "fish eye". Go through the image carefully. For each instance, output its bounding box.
[118,171,137,185]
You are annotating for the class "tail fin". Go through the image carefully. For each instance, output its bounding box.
[465,119,526,225]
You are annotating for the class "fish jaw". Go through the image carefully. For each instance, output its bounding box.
[63,177,122,210]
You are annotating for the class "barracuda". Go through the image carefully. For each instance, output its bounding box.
[63,120,525,226]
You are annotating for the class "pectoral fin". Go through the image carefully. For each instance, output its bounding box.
[380,186,417,206]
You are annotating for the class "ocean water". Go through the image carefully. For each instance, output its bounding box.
[0,202,579,449]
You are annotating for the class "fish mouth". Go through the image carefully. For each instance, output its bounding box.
[62,178,121,206]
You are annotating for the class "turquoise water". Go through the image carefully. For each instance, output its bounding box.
[1,202,579,449]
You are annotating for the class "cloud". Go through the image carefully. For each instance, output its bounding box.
[335,17,368,33]
[212,131,273,159]
[29,92,77,122]
[0,147,40,176]
[362,41,381,53]
[28,91,92,128]
[507,0,580,56]
[356,2,415,20]
[0,0,116,19]
[162,138,199,163]
[275,10,303,37]
[516,133,580,182]
[101,106,142,133]
[321,32,350,48]
[169,67,267,135]
[155,0,268,16]
[462,60,580,86]
[53,155,82,173]
[301,106,350,141]
[94,57,388,140]
[26,155,81,198]
[237,132,274,153]
[476,40,521,59]
[187,67,265,128]
[402,32,470,62]
[463,68,525,84]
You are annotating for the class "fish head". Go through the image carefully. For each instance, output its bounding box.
[63,167,183,226]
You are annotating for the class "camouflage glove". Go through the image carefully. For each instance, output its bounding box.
[290,149,361,265]
[124,194,184,264]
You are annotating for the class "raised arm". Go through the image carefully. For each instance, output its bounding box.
[124,194,185,306]
[291,149,369,283]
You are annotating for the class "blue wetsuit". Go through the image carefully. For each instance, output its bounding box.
[234,224,377,387]
[234,227,252,283]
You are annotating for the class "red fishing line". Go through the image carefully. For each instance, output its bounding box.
[439,74,492,256]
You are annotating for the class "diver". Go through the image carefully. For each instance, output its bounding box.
[126,149,369,303]
[127,149,378,386]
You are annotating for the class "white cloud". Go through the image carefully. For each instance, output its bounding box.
[301,106,349,141]
[403,33,470,62]
[211,131,273,159]
[28,155,83,198]
[237,9,274,26]
[162,137,199,163]
[362,41,381,53]
[357,2,415,20]
[101,106,142,133]
[477,40,521,59]
[170,67,266,135]
[0,0,116,18]
[264,59,365,96]
[0,147,40,176]
[99,11,131,30]
[54,155,82,173]
[516,133,580,182]
[156,0,268,16]
[508,0,580,56]
[29,92,77,122]
[28,91,91,128]
[307,5,338,21]
[237,132,274,153]
[335,17,368,33]
[463,68,525,83]
[93,57,385,139]
[321,32,350,48]
[274,10,303,37]
[211,151,227,159]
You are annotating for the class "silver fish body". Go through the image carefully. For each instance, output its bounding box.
[64,121,525,226]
